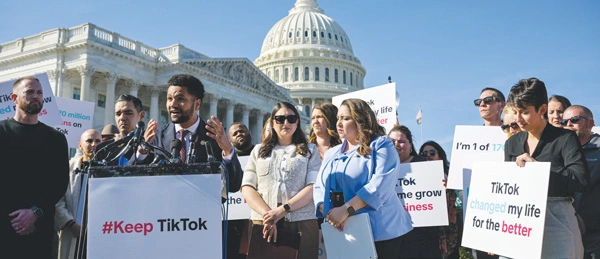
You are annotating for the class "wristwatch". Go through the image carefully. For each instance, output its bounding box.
[283,203,292,213]
[31,206,44,218]
[344,203,356,216]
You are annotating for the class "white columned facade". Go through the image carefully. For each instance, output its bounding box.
[224,100,234,129]
[105,73,119,125]
[241,105,250,129]
[207,95,219,118]
[150,87,160,122]
[77,65,94,101]
[129,81,140,96]
[311,98,315,109]
[252,110,263,143]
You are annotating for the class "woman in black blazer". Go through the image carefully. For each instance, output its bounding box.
[504,77,589,258]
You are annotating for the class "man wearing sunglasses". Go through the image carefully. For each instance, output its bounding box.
[472,87,505,259]
[563,105,599,259]
[474,87,506,127]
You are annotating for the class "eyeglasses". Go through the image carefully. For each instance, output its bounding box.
[559,116,589,126]
[420,150,437,157]
[273,115,298,124]
[474,96,499,106]
[501,122,519,131]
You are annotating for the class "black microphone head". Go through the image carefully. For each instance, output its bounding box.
[126,132,134,137]
[136,121,145,129]
[170,139,183,151]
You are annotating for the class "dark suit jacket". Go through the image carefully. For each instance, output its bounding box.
[151,119,243,193]
[504,122,590,197]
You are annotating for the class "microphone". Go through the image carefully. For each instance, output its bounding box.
[170,139,183,164]
[201,140,220,172]
[131,121,145,148]
[187,133,199,164]
[92,132,134,162]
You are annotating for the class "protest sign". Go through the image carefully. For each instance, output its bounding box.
[462,161,549,259]
[332,83,397,133]
[446,125,506,190]
[396,160,449,227]
[54,97,95,148]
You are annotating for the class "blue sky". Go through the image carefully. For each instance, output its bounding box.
[2,0,599,155]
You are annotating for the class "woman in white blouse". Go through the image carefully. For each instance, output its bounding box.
[241,101,322,259]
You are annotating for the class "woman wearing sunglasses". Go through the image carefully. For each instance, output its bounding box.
[547,95,571,128]
[504,78,589,258]
[419,141,460,259]
[241,102,322,259]
[308,103,342,160]
[501,105,522,137]
[314,99,413,258]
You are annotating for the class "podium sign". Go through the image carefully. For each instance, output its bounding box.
[87,174,222,259]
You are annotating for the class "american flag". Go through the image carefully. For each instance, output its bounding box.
[416,109,422,125]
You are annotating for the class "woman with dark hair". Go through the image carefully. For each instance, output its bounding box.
[548,95,572,128]
[241,102,322,259]
[314,98,412,258]
[308,103,342,159]
[388,125,426,163]
[420,141,460,259]
[505,78,589,258]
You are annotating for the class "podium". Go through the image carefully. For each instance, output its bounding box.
[76,163,223,259]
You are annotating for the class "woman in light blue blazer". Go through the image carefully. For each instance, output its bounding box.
[314,98,413,258]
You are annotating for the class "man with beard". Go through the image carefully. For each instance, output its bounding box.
[0,76,69,258]
[144,74,242,192]
[144,74,243,257]
[226,122,254,259]
[228,122,255,156]
[93,94,146,165]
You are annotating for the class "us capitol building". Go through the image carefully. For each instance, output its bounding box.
[0,0,364,141]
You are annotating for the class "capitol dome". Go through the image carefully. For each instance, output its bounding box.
[255,0,366,109]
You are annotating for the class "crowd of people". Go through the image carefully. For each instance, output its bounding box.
[1,74,597,259]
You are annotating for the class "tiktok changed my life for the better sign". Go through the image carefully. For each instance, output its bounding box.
[462,161,550,259]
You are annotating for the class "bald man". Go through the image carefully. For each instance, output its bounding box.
[55,129,101,259]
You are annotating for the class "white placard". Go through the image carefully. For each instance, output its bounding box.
[462,161,549,259]
[396,160,449,227]
[593,126,600,135]
[224,156,252,220]
[87,175,222,259]
[0,73,62,125]
[446,125,507,190]
[53,97,95,148]
[332,83,397,134]
[321,213,377,259]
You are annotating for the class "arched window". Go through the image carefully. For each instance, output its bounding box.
[267,71,271,78]
[312,31,317,37]
[343,70,346,84]
[334,69,339,83]
[296,31,300,37]
[320,32,325,38]
[304,67,309,81]
[335,34,338,40]
[284,68,289,82]
[315,67,320,81]
[275,69,280,83]
[288,32,292,38]
[294,67,299,81]
[304,31,308,37]
[325,68,330,82]
[328,33,331,39]
[350,72,353,86]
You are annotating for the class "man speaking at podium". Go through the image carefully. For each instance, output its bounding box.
[143,74,243,194]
